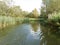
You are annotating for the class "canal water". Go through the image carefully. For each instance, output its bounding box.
[0,22,60,45]
[0,22,40,45]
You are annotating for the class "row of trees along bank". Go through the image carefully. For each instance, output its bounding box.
[0,0,40,29]
[40,0,60,27]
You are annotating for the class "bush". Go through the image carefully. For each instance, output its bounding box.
[48,12,60,22]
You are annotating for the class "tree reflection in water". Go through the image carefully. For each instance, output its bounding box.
[31,22,40,32]
[29,22,40,40]
[40,25,60,45]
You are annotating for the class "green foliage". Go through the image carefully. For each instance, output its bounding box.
[48,12,60,22]
[32,8,39,18]
[0,0,40,28]
[8,6,23,17]
[40,0,60,25]
[27,8,39,18]
[42,0,60,14]
[0,1,8,16]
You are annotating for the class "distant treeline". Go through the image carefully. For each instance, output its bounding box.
[0,0,40,28]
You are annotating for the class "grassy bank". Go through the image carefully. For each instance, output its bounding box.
[0,16,23,29]
[40,12,60,29]
[0,16,40,29]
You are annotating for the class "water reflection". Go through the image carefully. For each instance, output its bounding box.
[0,22,40,45]
[1,21,60,45]
[40,25,60,45]
[30,22,39,32]
[30,22,40,39]
[24,22,40,45]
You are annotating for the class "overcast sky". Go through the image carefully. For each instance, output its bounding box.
[13,0,42,12]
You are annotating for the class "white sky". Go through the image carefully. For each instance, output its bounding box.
[13,0,42,12]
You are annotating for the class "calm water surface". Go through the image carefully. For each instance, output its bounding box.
[0,22,60,45]
[0,22,40,45]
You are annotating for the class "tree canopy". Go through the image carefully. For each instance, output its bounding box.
[42,0,60,14]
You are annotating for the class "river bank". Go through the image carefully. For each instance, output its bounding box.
[0,15,40,29]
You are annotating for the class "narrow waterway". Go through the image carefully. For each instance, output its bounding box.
[0,22,40,45]
[0,22,60,45]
